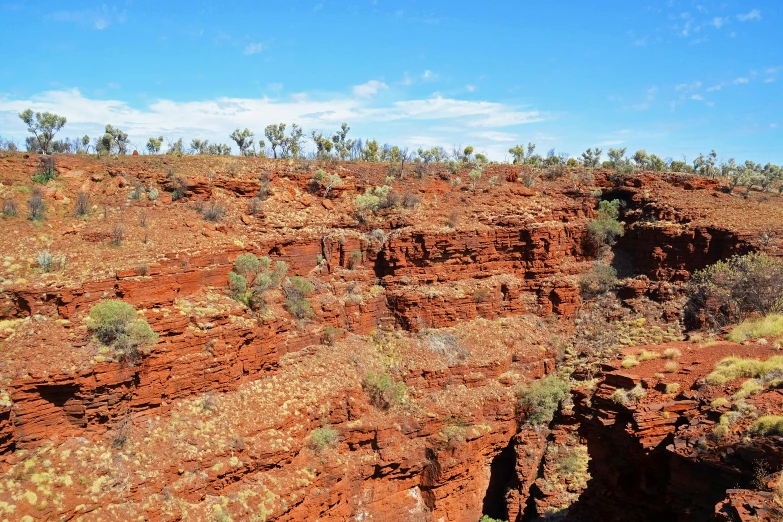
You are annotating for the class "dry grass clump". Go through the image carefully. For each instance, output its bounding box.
[706,356,783,385]
[611,384,646,406]
[638,349,660,362]
[621,356,639,369]
[749,415,783,437]
[733,379,764,400]
[663,348,681,360]
[664,383,680,395]
[713,411,743,439]
[710,397,730,409]
[664,361,679,373]
[728,315,783,343]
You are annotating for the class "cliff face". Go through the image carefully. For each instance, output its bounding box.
[0,153,782,521]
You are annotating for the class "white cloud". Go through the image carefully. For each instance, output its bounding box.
[244,43,264,55]
[764,78,776,83]
[710,17,726,29]
[422,70,438,81]
[737,9,761,21]
[352,80,388,98]
[0,89,544,157]
[691,94,704,101]
[465,85,476,92]
[706,83,723,92]
[733,77,749,84]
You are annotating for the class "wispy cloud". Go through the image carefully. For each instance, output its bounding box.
[734,77,749,84]
[691,94,704,101]
[422,70,438,81]
[471,131,516,142]
[352,80,388,98]
[243,42,264,55]
[710,17,727,29]
[737,9,761,22]
[465,85,476,92]
[632,86,658,110]
[49,6,127,30]
[675,81,702,92]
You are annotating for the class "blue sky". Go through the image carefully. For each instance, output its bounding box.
[0,0,780,163]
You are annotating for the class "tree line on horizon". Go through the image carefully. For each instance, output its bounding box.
[1,108,781,193]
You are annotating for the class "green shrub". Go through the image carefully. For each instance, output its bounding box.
[362,371,406,410]
[517,376,570,426]
[685,253,783,329]
[710,397,729,409]
[88,300,158,364]
[579,262,617,298]
[308,426,338,451]
[284,276,314,319]
[227,255,287,310]
[587,200,624,247]
[727,315,783,343]
[749,416,783,437]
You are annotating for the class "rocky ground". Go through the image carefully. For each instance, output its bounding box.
[0,151,781,521]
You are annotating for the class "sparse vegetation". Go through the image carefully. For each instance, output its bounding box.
[362,371,406,410]
[36,250,65,272]
[308,426,338,451]
[88,300,158,364]
[727,315,783,343]
[75,191,90,217]
[749,416,783,437]
[283,275,314,319]
[663,348,681,360]
[517,376,570,426]
[611,384,646,406]
[202,201,226,222]
[227,254,287,310]
[664,361,679,373]
[685,253,783,329]
[587,199,624,248]
[621,356,639,368]
[419,330,469,365]
[579,262,617,299]
[27,189,45,220]
[320,325,342,346]
[706,356,783,386]
[2,198,17,217]
[112,223,124,246]
[711,397,730,409]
